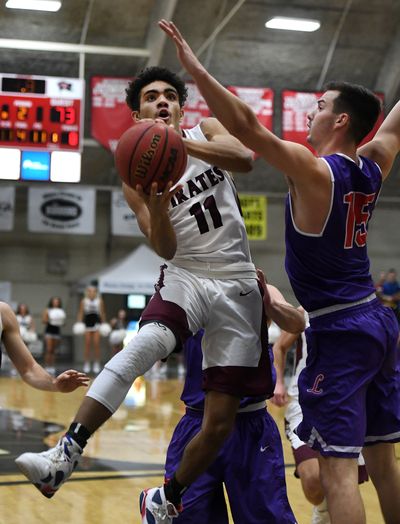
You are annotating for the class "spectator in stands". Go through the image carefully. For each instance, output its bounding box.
[376,268,400,324]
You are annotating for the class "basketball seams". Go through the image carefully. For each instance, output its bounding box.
[116,121,187,193]
[146,125,169,193]
[127,123,156,189]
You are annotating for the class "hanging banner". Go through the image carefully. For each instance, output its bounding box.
[282,90,385,151]
[111,190,144,237]
[227,86,274,159]
[282,91,322,151]
[228,86,274,130]
[239,194,267,240]
[0,186,15,231]
[91,77,133,152]
[28,187,96,234]
[181,82,212,129]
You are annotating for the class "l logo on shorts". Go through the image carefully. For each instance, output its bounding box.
[307,373,325,395]
[240,290,253,296]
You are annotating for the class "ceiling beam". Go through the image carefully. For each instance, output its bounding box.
[178,0,247,76]
[78,0,96,78]
[374,26,400,109]
[145,0,178,68]
[316,0,353,90]
[0,38,150,57]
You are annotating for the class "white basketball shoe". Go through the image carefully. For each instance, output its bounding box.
[15,434,82,498]
[140,486,181,523]
[311,504,331,524]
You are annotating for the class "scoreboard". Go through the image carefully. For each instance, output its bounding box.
[0,74,84,182]
[0,74,84,151]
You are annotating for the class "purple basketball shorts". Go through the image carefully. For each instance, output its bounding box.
[297,299,400,458]
[165,407,296,524]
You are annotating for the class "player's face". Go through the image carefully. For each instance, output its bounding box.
[306,90,340,147]
[134,81,184,131]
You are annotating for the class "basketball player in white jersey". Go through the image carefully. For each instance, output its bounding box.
[16,67,297,523]
[0,301,88,392]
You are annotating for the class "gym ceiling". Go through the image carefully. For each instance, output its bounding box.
[1,0,399,195]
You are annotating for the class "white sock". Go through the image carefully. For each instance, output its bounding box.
[86,322,176,413]
[316,498,328,512]
[312,499,330,524]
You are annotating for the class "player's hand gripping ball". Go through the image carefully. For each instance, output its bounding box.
[115,121,187,193]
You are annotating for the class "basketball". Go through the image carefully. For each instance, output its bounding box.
[115,121,187,193]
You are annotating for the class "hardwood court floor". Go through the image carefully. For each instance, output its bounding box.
[0,373,396,524]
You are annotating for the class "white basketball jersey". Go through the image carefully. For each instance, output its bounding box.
[169,124,254,276]
[16,314,32,330]
[287,312,309,398]
[83,297,100,314]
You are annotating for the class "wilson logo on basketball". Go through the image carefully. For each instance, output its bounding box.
[115,121,187,193]
[134,133,161,179]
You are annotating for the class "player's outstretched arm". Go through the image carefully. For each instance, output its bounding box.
[271,329,300,407]
[0,302,89,392]
[159,19,325,187]
[184,117,253,172]
[257,269,305,333]
[358,99,400,179]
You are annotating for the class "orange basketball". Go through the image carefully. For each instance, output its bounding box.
[115,121,187,193]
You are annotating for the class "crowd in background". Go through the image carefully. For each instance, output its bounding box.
[9,286,131,376]
[375,268,400,325]
[6,268,399,379]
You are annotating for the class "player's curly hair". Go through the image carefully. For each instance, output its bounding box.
[126,66,188,111]
[324,81,382,144]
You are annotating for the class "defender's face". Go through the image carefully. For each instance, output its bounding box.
[133,80,184,131]
[306,90,339,147]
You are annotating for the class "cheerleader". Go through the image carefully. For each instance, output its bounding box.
[109,309,127,356]
[42,297,66,375]
[78,286,106,374]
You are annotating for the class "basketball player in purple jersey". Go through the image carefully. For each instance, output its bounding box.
[273,312,368,524]
[165,278,304,524]
[16,67,288,523]
[160,20,400,524]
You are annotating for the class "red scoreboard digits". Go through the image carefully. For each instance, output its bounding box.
[0,74,84,151]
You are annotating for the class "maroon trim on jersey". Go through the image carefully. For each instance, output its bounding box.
[203,292,275,398]
[290,437,369,484]
[291,443,319,477]
[140,265,192,348]
[358,465,369,484]
[295,335,303,367]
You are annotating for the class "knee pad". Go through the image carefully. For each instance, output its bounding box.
[87,322,176,413]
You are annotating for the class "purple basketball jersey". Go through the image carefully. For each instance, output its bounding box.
[181,330,273,410]
[285,153,382,312]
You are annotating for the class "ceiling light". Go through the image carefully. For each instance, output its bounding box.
[265,17,320,32]
[6,0,62,12]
